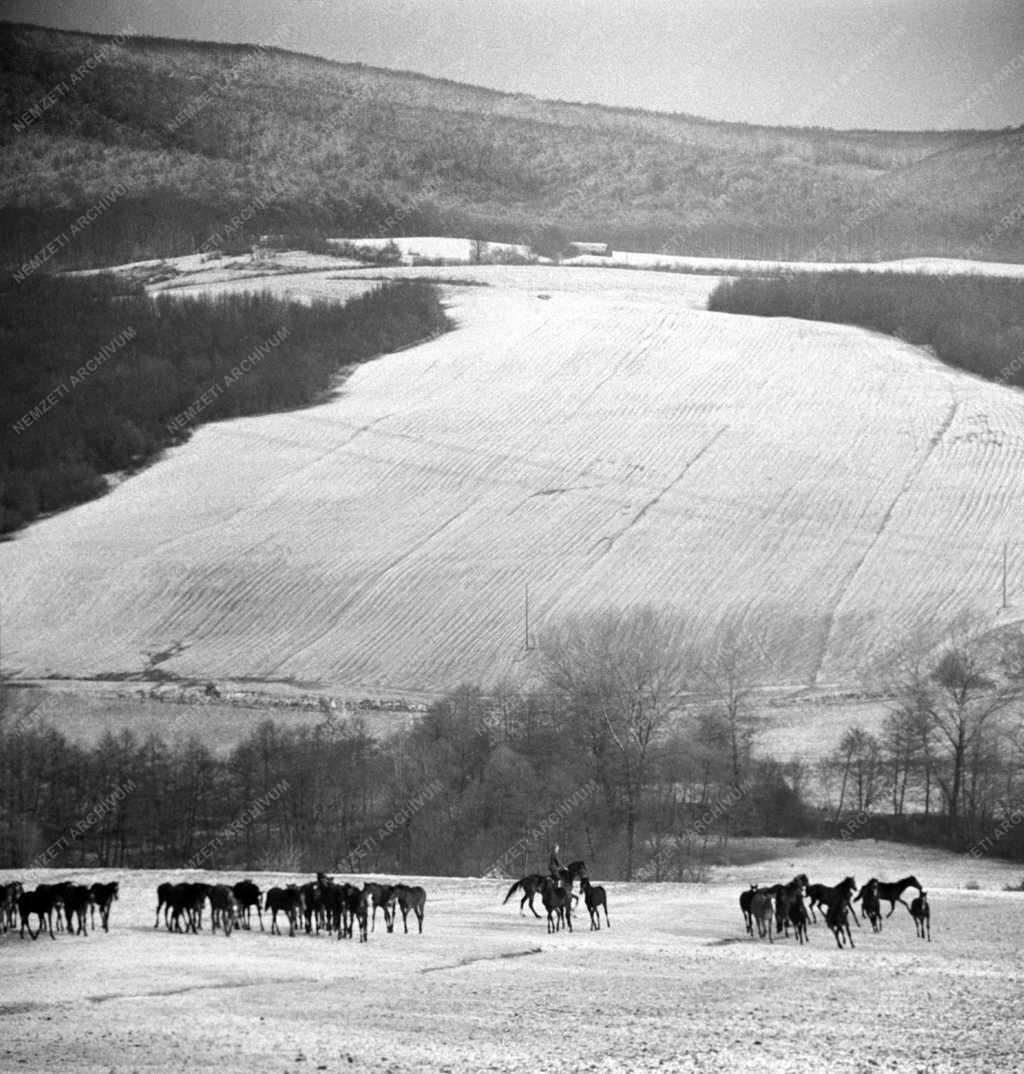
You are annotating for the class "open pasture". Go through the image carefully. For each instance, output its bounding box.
[2,841,1022,1073]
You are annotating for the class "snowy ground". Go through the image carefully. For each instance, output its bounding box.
[6,255,1024,697]
[2,840,1022,1073]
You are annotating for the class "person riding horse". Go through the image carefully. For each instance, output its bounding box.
[549,845,564,882]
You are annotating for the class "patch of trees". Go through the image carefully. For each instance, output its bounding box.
[817,616,1024,851]
[708,271,1024,389]
[2,609,1021,877]
[0,275,450,533]
[0,611,802,878]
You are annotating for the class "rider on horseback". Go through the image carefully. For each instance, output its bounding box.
[548,844,563,882]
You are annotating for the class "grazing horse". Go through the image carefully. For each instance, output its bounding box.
[90,882,119,933]
[807,877,859,927]
[394,884,427,934]
[579,877,609,931]
[854,880,882,933]
[62,884,92,936]
[18,886,63,940]
[231,880,263,930]
[266,886,305,937]
[826,894,856,949]
[739,884,758,936]
[750,890,775,942]
[910,891,931,941]
[870,876,922,917]
[540,876,573,934]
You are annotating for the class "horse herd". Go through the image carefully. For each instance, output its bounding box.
[3,866,934,949]
[1,874,426,943]
[502,860,610,934]
[1,880,119,941]
[740,873,932,948]
[154,874,427,941]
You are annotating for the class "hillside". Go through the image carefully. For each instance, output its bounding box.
[2,21,1023,268]
[3,258,1023,696]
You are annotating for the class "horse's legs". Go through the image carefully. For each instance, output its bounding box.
[524,892,542,919]
[416,907,423,934]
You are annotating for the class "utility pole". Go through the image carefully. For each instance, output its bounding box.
[1003,541,1009,611]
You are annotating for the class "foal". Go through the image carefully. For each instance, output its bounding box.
[579,877,609,931]
[910,890,931,941]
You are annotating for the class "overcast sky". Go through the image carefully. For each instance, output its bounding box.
[3,0,1023,130]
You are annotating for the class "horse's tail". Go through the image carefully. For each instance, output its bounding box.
[502,879,524,904]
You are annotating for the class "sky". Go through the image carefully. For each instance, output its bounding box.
[2,0,1023,130]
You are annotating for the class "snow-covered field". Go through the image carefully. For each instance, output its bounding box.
[2,840,1022,1073]
[3,257,1024,697]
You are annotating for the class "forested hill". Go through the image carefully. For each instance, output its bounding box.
[2,20,1023,269]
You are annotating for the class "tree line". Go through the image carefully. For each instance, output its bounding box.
[707,271,1024,390]
[0,275,450,534]
[4,608,1019,879]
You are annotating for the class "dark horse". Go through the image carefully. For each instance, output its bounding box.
[89,881,119,933]
[868,875,922,917]
[579,877,609,930]
[854,879,883,933]
[266,885,305,937]
[503,861,587,918]
[739,884,758,937]
[807,876,859,927]
[362,881,397,933]
[540,876,573,933]
[826,894,856,949]
[232,880,263,931]
[18,886,64,940]
[766,874,808,939]
[62,884,92,936]
[910,890,931,941]
[394,883,426,934]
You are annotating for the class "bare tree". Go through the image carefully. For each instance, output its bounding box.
[881,614,1024,839]
[539,606,694,879]
[694,615,771,789]
[821,725,882,818]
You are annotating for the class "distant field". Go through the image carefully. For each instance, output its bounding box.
[3,257,1024,698]
[4,680,888,769]
[2,840,1022,1073]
